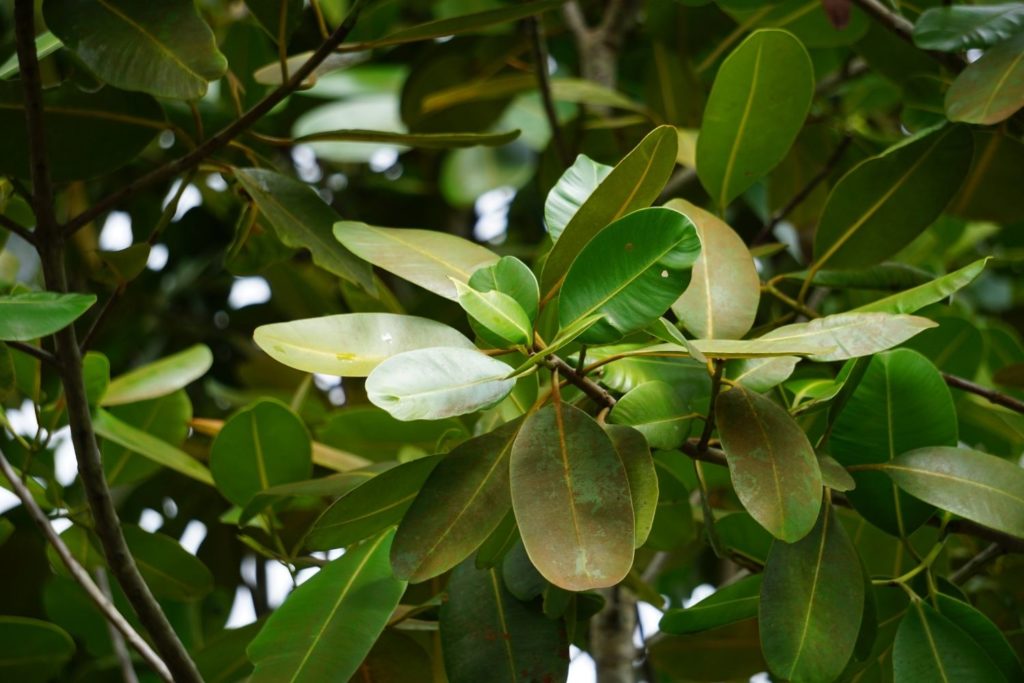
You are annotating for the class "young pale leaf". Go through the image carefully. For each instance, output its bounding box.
[893,600,1006,683]
[93,408,213,485]
[254,313,474,377]
[452,280,532,346]
[0,617,75,683]
[210,400,312,506]
[696,29,814,208]
[853,258,990,314]
[716,385,823,541]
[305,456,441,551]
[830,350,955,536]
[123,526,213,601]
[468,255,540,322]
[0,292,96,342]
[440,560,569,683]
[45,0,227,100]
[544,154,613,241]
[729,356,800,392]
[935,593,1024,681]
[540,126,678,298]
[510,402,634,590]
[391,419,522,582]
[661,574,762,635]
[101,344,212,406]
[757,312,937,362]
[605,424,659,547]
[913,4,1024,51]
[760,506,864,683]
[883,447,1024,538]
[610,381,693,450]
[946,32,1024,125]
[239,468,380,524]
[334,221,498,300]
[813,125,973,270]
[558,207,701,345]
[234,168,375,291]
[666,199,760,340]
[366,347,515,421]
[248,530,406,683]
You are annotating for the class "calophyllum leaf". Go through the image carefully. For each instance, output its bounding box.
[101,344,213,406]
[544,154,613,241]
[0,292,96,342]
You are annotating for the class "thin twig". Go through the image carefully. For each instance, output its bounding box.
[527,16,571,166]
[95,569,141,683]
[0,450,172,682]
[62,0,371,237]
[951,542,1004,584]
[0,213,35,244]
[5,340,58,367]
[542,355,617,408]
[942,373,1024,415]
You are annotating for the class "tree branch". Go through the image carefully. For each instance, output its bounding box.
[0,212,35,245]
[13,3,202,680]
[942,372,1024,415]
[543,355,618,407]
[527,16,571,167]
[62,0,370,237]
[5,340,58,367]
[950,542,1004,584]
[95,569,142,683]
[0,449,171,682]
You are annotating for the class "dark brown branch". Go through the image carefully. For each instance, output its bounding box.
[697,362,724,451]
[0,213,35,245]
[543,355,618,407]
[63,0,370,237]
[950,542,1004,584]
[13,3,202,680]
[0,449,171,682]
[95,569,142,683]
[527,16,571,167]
[5,340,58,367]
[943,373,1024,415]
[850,0,964,72]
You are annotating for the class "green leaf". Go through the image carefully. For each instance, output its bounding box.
[647,452,695,551]
[610,380,693,450]
[234,168,375,291]
[667,199,760,339]
[729,356,800,392]
[440,560,568,683]
[45,0,227,100]
[660,574,762,634]
[760,505,865,683]
[540,126,678,298]
[831,349,956,536]
[696,29,813,208]
[649,618,766,682]
[317,406,468,461]
[510,402,634,590]
[254,313,474,377]
[756,312,938,362]
[852,258,990,314]
[193,622,262,683]
[294,128,521,149]
[544,154,613,241]
[882,447,1024,538]
[558,207,701,345]
[812,125,974,270]
[818,454,856,492]
[210,400,312,506]
[0,342,13,401]
[934,593,1024,682]
[123,526,213,601]
[0,616,75,683]
[239,468,381,524]
[101,344,212,406]
[366,347,514,421]
[893,600,1006,683]
[591,346,708,394]
[245,0,303,44]
[469,256,540,323]
[93,408,213,485]
[334,221,499,300]
[102,391,192,487]
[452,280,532,346]
[0,31,63,80]
[716,384,823,542]
[913,4,1024,51]
[946,32,1024,125]
[305,456,441,551]
[391,419,522,582]
[0,82,163,181]
[0,292,96,342]
[605,424,659,547]
[248,530,406,683]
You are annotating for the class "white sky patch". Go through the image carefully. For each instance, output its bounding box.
[147,243,169,271]
[568,647,596,683]
[369,147,400,173]
[684,582,717,608]
[50,518,72,535]
[179,520,207,556]
[265,560,293,608]
[228,276,271,309]
[474,186,515,243]
[163,180,202,222]
[99,211,134,251]
[293,144,323,183]
[206,173,228,192]
[52,429,78,486]
[225,586,257,628]
[967,48,983,63]
[0,488,18,515]
[138,508,163,533]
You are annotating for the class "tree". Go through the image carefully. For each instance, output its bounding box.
[1,0,1023,681]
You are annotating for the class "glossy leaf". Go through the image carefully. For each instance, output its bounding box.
[102,391,192,487]
[101,344,212,406]
[0,31,62,79]
[440,560,568,683]
[730,356,800,392]
[248,530,406,683]
[0,292,96,342]
[316,406,468,461]
[893,600,1005,682]
[391,419,522,582]
[813,125,973,270]
[667,199,760,339]
[93,408,213,484]
[240,468,380,524]
[610,381,692,450]
[0,616,75,683]
[544,154,613,241]
[366,347,515,421]
[913,4,1024,51]
[210,400,312,506]
[760,506,864,683]
[883,447,1024,538]
[235,168,375,290]
[254,313,474,377]
[696,29,813,208]
[605,424,659,547]
[853,258,989,314]
[334,221,499,300]
[661,574,762,635]
[757,312,937,362]
[123,525,213,601]
[305,456,441,551]
[935,593,1024,682]
[716,384,823,541]
[946,32,1024,125]
[510,402,634,590]
[540,126,678,297]
[468,256,540,323]
[831,350,956,536]
[45,0,227,100]
[452,280,532,346]
[648,453,695,551]
[558,207,701,345]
